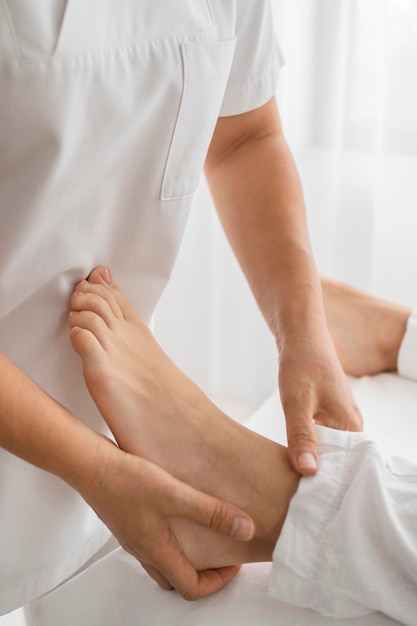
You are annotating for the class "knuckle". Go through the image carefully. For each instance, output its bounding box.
[208,505,227,533]
[287,427,316,449]
[281,387,315,421]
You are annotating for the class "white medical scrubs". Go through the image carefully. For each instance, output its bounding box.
[0,0,282,615]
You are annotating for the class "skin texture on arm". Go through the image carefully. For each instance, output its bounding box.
[0,352,255,600]
[204,97,363,474]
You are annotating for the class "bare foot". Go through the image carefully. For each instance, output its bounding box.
[322,277,409,377]
[69,268,207,483]
[69,267,300,570]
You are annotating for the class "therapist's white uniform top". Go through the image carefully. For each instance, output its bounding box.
[0,0,282,614]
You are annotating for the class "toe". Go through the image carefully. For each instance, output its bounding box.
[71,290,122,327]
[69,310,110,349]
[88,267,113,287]
[70,325,103,361]
[87,266,138,321]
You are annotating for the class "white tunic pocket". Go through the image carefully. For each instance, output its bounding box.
[160,37,236,201]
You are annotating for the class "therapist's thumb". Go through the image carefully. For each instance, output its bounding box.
[286,412,318,476]
[181,486,255,541]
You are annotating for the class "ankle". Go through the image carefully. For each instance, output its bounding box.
[247,448,301,556]
[378,303,409,372]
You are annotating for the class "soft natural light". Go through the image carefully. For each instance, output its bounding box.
[266,0,417,302]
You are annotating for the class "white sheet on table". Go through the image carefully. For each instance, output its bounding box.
[32,551,401,626]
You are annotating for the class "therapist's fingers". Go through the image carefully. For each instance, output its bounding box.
[170,479,255,542]
[143,478,252,597]
[140,545,241,599]
[85,448,254,599]
[141,563,173,590]
[284,404,318,475]
[136,484,249,597]
[279,337,363,475]
[141,553,241,600]
[165,551,241,601]
[144,527,241,600]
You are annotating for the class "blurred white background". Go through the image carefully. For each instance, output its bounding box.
[154,0,417,417]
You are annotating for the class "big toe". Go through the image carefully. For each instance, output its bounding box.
[87,266,136,320]
[87,266,113,288]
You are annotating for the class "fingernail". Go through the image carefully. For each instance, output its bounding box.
[100,268,113,285]
[298,452,317,471]
[231,516,254,540]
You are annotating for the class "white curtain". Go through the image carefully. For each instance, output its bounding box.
[154,0,417,412]
[276,0,417,303]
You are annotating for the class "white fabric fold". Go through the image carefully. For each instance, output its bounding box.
[269,425,417,626]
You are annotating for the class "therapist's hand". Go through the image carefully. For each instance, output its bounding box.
[82,442,255,600]
[278,331,363,475]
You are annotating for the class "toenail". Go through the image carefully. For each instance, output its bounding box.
[100,268,113,285]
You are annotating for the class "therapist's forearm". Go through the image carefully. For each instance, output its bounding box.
[205,100,326,346]
[0,351,109,492]
[206,99,363,475]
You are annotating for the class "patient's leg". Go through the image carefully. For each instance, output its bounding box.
[322,277,409,376]
[69,268,300,569]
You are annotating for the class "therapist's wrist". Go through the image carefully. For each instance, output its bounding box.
[54,417,118,499]
[264,278,326,349]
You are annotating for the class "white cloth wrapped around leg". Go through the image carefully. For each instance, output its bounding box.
[268,424,417,626]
